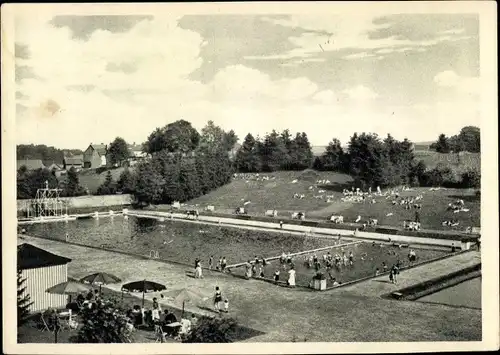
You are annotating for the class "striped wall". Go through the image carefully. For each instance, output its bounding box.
[21,264,68,313]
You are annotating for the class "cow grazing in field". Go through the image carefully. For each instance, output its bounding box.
[205,205,215,212]
[292,212,306,220]
[235,207,247,215]
[186,210,199,219]
[386,213,393,217]
[265,209,278,217]
[329,215,344,224]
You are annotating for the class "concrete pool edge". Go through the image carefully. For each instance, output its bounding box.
[383,263,481,302]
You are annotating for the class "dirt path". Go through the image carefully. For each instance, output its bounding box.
[18,235,481,342]
[339,251,481,297]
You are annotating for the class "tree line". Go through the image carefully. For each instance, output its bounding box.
[95,120,236,204]
[430,126,480,153]
[16,124,480,201]
[17,166,87,199]
[17,144,83,165]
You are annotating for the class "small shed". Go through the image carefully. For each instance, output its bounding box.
[17,243,72,312]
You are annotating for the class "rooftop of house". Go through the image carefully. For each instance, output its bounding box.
[17,243,72,270]
[17,159,45,171]
[64,155,84,165]
[88,143,107,156]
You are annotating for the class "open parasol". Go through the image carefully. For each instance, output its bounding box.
[163,287,209,318]
[122,279,167,307]
[46,280,92,302]
[80,272,122,295]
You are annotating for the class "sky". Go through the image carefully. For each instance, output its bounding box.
[14,11,480,149]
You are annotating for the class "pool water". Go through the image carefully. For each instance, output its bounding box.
[23,216,336,266]
[418,277,481,309]
[230,242,447,287]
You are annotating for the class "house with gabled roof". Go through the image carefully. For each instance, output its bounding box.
[83,143,107,169]
[17,243,72,312]
[63,155,84,171]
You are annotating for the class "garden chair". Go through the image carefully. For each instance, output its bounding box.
[38,312,53,332]
[154,324,167,343]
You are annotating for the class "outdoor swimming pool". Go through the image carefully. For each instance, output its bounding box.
[23,216,337,266]
[418,277,481,309]
[24,215,451,288]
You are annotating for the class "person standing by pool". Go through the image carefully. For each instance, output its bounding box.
[280,220,284,229]
[287,266,296,287]
[221,257,227,272]
[274,269,280,284]
[195,261,203,279]
[213,286,222,312]
[392,265,399,284]
[389,269,394,283]
[244,260,252,279]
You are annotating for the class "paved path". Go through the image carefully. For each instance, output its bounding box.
[18,235,481,342]
[339,250,481,297]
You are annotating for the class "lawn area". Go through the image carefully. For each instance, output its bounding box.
[187,170,354,215]
[182,169,480,231]
[414,151,480,175]
[229,242,448,287]
[24,216,338,267]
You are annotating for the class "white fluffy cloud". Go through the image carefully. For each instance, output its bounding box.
[343,85,378,101]
[434,70,480,96]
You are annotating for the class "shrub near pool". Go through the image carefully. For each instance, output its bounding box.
[230,242,448,287]
[23,216,337,266]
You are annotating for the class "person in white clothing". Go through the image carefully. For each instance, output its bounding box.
[287,266,296,287]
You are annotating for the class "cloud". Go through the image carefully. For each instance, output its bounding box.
[251,15,472,61]
[312,90,337,104]
[343,85,378,101]
[343,52,376,60]
[434,70,479,96]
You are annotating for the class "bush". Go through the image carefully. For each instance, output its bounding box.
[460,169,481,188]
[182,316,238,343]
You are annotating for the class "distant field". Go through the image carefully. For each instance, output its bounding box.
[77,167,129,193]
[414,151,481,175]
[186,170,480,231]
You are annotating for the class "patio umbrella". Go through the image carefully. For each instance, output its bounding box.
[163,287,209,318]
[122,279,167,307]
[46,280,92,302]
[80,272,122,295]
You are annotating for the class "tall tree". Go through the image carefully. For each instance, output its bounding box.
[17,269,33,326]
[348,133,393,188]
[430,133,451,153]
[260,130,287,172]
[290,132,313,170]
[179,158,201,200]
[222,130,239,152]
[143,120,200,154]
[96,171,117,195]
[64,167,85,197]
[107,137,130,167]
[234,133,261,172]
[117,168,136,193]
[317,138,346,172]
[134,162,164,204]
